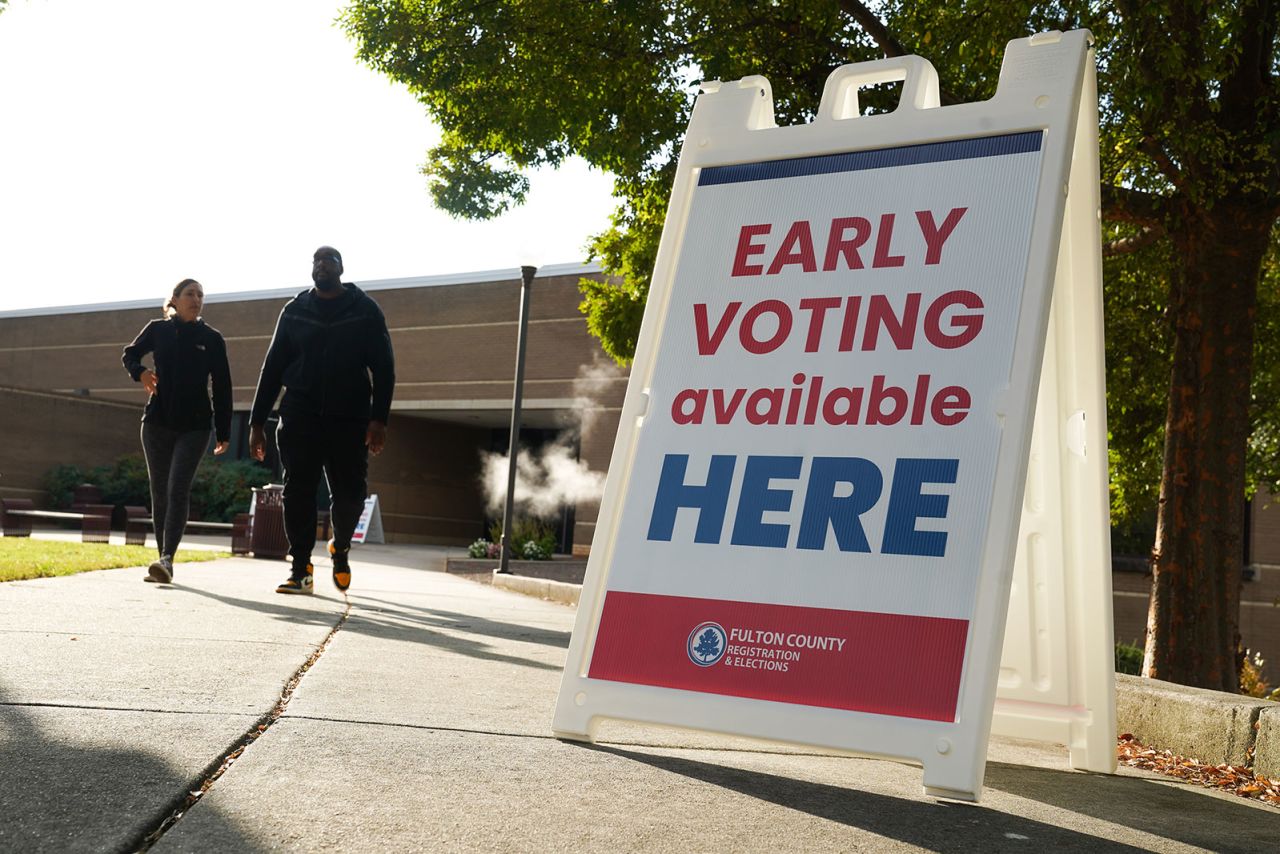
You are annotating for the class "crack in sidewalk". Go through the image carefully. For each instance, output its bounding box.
[0,701,260,718]
[129,597,352,853]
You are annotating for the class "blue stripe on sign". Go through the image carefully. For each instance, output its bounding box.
[698,130,1043,186]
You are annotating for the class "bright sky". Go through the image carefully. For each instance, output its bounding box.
[0,0,618,313]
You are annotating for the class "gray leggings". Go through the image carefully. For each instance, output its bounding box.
[141,423,211,557]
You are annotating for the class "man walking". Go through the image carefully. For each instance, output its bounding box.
[249,246,395,594]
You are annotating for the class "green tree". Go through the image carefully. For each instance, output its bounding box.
[341,1,1280,691]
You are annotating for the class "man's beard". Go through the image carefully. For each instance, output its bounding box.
[314,275,341,292]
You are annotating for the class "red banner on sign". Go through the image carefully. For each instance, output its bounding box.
[588,591,968,722]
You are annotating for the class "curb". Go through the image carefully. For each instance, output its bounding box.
[444,557,586,585]
[1255,706,1280,777]
[1115,673,1277,771]
[490,571,581,606]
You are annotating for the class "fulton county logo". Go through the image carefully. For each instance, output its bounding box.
[687,621,727,666]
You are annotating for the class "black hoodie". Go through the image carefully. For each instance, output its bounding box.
[121,317,233,441]
[249,284,395,425]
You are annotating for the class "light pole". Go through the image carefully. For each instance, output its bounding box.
[498,264,537,574]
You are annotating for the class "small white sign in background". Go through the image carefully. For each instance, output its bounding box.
[352,494,384,545]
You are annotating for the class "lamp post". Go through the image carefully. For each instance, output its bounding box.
[498,264,537,574]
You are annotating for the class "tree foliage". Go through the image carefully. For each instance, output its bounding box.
[342,0,1280,514]
[342,1,1280,689]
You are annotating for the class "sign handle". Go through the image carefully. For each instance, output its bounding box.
[818,55,941,120]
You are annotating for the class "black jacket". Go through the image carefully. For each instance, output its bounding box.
[121,317,233,441]
[249,284,395,425]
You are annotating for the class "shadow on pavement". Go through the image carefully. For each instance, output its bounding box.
[171,585,563,672]
[172,582,347,625]
[0,685,261,854]
[351,593,571,648]
[983,760,1280,850]
[343,609,563,672]
[587,744,1153,853]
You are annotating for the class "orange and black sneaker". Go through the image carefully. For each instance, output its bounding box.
[276,563,314,595]
[331,548,351,592]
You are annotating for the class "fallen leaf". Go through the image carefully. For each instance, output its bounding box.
[1118,736,1280,808]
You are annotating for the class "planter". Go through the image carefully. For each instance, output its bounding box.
[445,556,587,585]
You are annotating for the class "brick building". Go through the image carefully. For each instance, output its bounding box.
[0,264,626,552]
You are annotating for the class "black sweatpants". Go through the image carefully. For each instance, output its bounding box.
[141,423,212,558]
[276,416,368,569]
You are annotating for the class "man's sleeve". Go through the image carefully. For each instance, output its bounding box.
[121,321,155,381]
[368,303,395,423]
[249,308,291,426]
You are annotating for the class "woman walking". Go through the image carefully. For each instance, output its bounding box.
[122,279,232,583]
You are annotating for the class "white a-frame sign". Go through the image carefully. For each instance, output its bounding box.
[554,29,1114,801]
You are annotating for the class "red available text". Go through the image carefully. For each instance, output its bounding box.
[672,208,982,429]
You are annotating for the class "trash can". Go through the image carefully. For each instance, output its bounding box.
[250,485,289,560]
[72,483,104,507]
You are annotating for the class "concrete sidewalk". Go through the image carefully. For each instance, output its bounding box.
[2,547,1278,853]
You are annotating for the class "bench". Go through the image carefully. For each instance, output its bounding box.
[119,505,330,558]
[1,498,113,543]
[124,507,252,555]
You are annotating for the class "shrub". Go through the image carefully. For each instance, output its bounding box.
[1115,640,1143,676]
[1239,649,1280,700]
[43,464,86,509]
[89,454,152,509]
[521,540,550,560]
[190,458,273,522]
[467,539,505,559]
[486,517,558,561]
[42,454,271,522]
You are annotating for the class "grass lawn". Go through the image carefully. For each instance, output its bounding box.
[0,539,230,582]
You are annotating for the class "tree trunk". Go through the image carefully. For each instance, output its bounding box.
[1144,202,1269,692]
